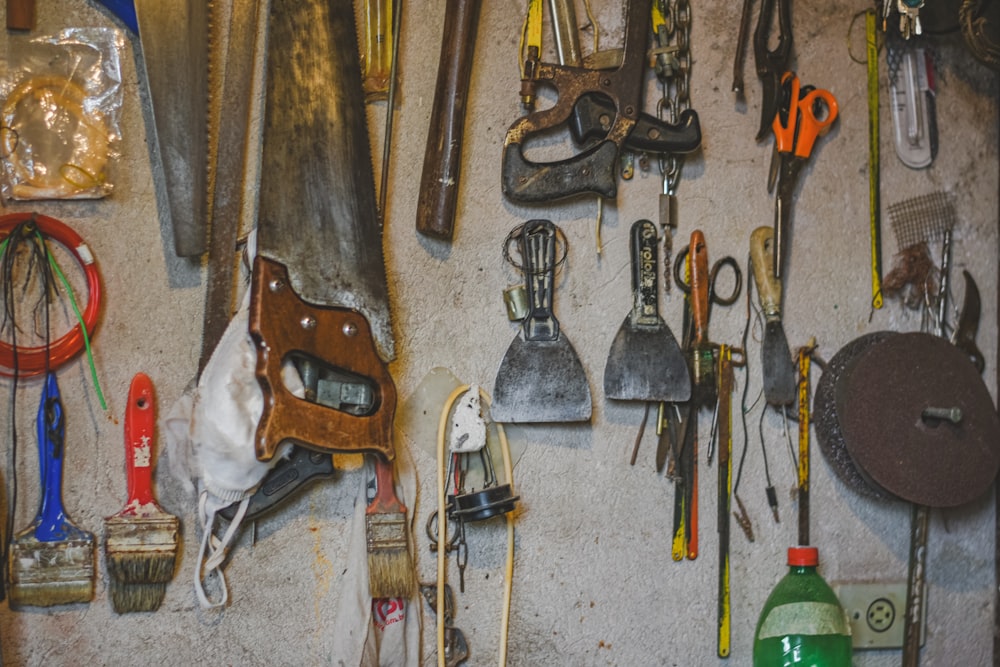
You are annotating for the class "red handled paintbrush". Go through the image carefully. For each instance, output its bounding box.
[103,373,178,612]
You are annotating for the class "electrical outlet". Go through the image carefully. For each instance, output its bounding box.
[834,582,926,650]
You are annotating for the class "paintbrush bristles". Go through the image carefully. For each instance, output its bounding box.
[366,512,414,598]
[8,532,95,608]
[103,509,178,612]
[108,581,169,613]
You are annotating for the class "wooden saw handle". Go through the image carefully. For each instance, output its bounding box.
[6,0,33,30]
[415,0,482,241]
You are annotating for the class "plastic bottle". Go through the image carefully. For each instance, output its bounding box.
[753,546,852,666]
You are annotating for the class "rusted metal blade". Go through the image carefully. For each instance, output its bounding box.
[255,0,393,361]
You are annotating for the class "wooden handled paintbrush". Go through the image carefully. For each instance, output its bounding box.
[103,372,178,612]
[8,372,95,608]
[366,455,413,599]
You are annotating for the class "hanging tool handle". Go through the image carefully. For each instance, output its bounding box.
[501,0,650,203]
[6,0,33,30]
[415,0,482,240]
[750,226,782,321]
[123,373,157,511]
[520,220,560,342]
[688,230,710,346]
[36,373,70,541]
[629,220,662,327]
[93,0,139,33]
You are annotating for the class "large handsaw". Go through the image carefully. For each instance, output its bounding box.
[249,0,396,463]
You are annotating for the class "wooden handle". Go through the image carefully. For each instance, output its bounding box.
[124,373,157,510]
[6,0,33,31]
[688,230,710,346]
[415,0,482,240]
[750,226,782,320]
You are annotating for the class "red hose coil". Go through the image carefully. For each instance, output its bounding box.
[0,213,102,377]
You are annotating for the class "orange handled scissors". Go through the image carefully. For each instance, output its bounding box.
[768,72,839,280]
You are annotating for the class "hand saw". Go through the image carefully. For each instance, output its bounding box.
[249,0,396,462]
[94,0,209,258]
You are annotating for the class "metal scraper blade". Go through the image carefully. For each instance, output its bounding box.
[604,318,691,402]
[491,335,592,423]
[761,320,796,406]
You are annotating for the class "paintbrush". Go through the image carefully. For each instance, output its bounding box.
[103,372,178,613]
[366,455,413,598]
[8,372,95,608]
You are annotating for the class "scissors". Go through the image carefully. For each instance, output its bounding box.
[768,72,839,280]
[752,0,793,140]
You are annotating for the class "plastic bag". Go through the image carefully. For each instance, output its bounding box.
[0,27,124,200]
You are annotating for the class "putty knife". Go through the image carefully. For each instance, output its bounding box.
[492,220,591,423]
[750,226,796,406]
[604,219,690,402]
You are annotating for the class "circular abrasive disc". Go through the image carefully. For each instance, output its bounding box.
[836,332,1000,508]
[813,332,897,501]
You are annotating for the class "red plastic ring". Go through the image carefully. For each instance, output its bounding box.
[0,213,102,377]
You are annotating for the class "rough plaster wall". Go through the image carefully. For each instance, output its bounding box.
[0,0,996,666]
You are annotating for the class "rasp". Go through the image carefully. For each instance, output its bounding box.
[249,0,396,462]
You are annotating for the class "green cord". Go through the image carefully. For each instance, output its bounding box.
[37,231,106,411]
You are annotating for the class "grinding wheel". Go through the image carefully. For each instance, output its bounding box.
[836,332,1000,508]
[813,332,897,501]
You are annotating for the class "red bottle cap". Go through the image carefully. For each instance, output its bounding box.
[788,546,819,566]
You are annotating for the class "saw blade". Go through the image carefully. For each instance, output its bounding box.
[255,0,393,361]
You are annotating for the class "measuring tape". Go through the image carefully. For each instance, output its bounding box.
[866,9,883,311]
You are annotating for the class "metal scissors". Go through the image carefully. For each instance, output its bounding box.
[752,0,793,140]
[768,72,839,279]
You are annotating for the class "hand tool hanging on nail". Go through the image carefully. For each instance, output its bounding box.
[750,226,796,407]
[250,0,411,598]
[502,0,701,204]
[865,9,884,312]
[768,72,838,279]
[716,344,742,658]
[492,220,592,423]
[415,0,482,241]
[94,0,210,257]
[671,231,743,561]
[604,220,690,466]
[200,0,264,374]
[752,0,792,141]
[796,342,812,546]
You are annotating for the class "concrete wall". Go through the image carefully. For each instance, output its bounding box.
[0,0,996,665]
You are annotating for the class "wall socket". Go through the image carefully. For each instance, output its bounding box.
[834,582,926,650]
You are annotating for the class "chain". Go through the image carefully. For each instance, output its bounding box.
[654,0,692,196]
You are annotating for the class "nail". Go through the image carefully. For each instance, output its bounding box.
[921,407,962,424]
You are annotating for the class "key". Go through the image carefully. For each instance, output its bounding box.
[897,0,923,38]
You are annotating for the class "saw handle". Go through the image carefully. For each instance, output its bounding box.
[415,0,482,240]
[750,226,782,320]
[123,372,157,511]
[249,257,396,462]
[6,0,32,30]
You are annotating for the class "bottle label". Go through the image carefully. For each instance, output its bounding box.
[757,602,851,639]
